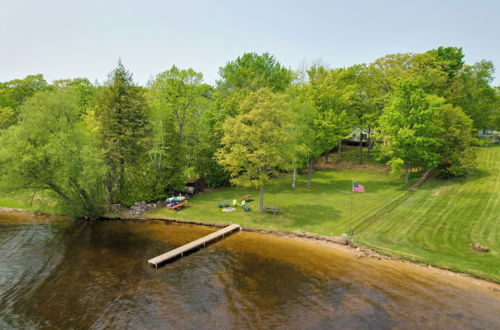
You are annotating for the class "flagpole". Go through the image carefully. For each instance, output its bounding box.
[349,178,353,239]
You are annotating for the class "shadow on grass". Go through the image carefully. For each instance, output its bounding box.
[284,204,341,228]
[292,179,402,194]
[417,168,492,192]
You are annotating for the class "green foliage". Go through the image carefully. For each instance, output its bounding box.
[217,52,294,93]
[438,104,475,177]
[427,46,464,79]
[446,61,497,129]
[216,88,297,210]
[286,86,315,166]
[0,88,107,217]
[306,66,355,159]
[94,61,150,203]
[379,79,444,182]
[0,74,48,127]
[192,105,230,188]
[51,78,96,112]
[148,66,212,194]
[0,106,15,129]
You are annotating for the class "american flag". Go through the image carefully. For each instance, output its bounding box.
[352,183,365,193]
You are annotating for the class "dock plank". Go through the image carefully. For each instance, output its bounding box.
[148,224,241,268]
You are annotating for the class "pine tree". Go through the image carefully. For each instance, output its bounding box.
[95,61,149,203]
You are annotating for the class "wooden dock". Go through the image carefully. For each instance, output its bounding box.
[148,224,242,268]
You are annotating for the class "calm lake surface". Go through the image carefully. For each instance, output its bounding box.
[0,213,499,329]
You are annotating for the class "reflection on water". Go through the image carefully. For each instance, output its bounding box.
[0,214,499,329]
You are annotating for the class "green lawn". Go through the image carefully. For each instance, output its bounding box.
[150,146,500,282]
[357,146,500,282]
[0,192,36,210]
[0,190,56,213]
[150,164,413,237]
[2,146,498,282]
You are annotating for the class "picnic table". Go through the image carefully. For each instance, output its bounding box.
[264,205,280,215]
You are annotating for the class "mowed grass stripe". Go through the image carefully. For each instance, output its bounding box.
[358,146,500,282]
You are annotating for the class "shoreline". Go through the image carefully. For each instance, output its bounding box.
[1,206,499,290]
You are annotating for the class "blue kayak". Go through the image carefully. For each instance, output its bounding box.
[165,196,186,202]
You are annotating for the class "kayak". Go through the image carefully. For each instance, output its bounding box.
[165,196,186,202]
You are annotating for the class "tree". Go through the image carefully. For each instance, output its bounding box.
[51,78,96,113]
[446,61,497,129]
[94,61,149,203]
[216,88,296,212]
[149,66,209,140]
[286,86,314,188]
[306,66,356,171]
[217,52,295,93]
[427,46,464,80]
[148,66,212,193]
[379,79,444,183]
[207,52,295,189]
[438,104,475,177]
[0,88,107,217]
[0,74,48,127]
[192,104,230,188]
[340,65,378,164]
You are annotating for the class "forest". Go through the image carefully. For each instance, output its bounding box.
[0,47,498,217]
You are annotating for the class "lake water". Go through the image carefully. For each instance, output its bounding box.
[0,213,499,329]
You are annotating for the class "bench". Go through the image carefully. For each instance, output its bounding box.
[264,205,279,215]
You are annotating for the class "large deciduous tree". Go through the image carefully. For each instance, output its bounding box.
[446,61,497,129]
[147,66,210,194]
[217,52,295,93]
[0,74,48,128]
[0,88,107,217]
[379,79,444,183]
[216,88,296,211]
[306,66,353,178]
[437,104,475,177]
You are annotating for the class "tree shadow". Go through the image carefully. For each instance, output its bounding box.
[417,168,492,191]
[284,204,341,228]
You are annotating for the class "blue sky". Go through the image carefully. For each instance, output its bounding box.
[1,0,499,85]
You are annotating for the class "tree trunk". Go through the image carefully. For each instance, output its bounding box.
[324,152,329,165]
[404,162,410,184]
[119,157,125,193]
[367,126,371,159]
[338,140,342,159]
[106,176,113,203]
[47,182,70,201]
[359,133,363,165]
[307,158,313,186]
[259,186,264,212]
[292,168,297,188]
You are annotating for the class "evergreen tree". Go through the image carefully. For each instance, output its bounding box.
[95,61,149,203]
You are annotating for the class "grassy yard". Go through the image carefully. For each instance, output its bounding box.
[149,160,413,236]
[0,191,37,210]
[1,146,498,281]
[150,146,500,282]
[0,190,56,213]
[357,146,500,282]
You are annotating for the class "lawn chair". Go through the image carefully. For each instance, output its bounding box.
[239,200,246,207]
[242,204,250,212]
[217,200,222,208]
[223,200,229,207]
[232,199,237,207]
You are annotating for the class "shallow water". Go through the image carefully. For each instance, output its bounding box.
[0,213,499,329]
